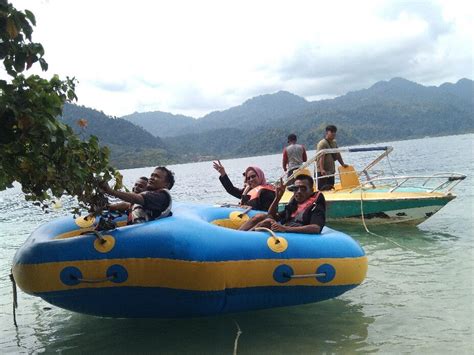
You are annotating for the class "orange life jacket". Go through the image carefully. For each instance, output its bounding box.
[246,184,275,201]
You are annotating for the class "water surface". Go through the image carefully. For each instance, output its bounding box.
[0,134,472,353]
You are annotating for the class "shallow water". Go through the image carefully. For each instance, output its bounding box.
[1,134,473,354]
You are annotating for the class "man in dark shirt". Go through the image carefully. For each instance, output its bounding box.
[107,176,150,223]
[242,174,325,234]
[101,167,175,224]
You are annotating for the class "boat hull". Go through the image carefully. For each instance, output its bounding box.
[12,203,367,318]
[281,188,456,225]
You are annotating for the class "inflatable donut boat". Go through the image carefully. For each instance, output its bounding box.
[12,203,367,318]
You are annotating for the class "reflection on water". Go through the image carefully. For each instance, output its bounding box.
[21,299,373,354]
[333,223,460,249]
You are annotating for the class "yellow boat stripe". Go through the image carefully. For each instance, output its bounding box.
[13,256,367,293]
[281,189,449,203]
[323,191,448,200]
[55,220,128,240]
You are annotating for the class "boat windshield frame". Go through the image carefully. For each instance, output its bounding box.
[284,146,466,194]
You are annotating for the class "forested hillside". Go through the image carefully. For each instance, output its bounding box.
[162,78,473,157]
[62,78,473,168]
[121,111,197,138]
[60,104,172,168]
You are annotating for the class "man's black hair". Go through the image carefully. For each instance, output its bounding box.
[287,133,297,142]
[325,125,337,133]
[155,167,175,190]
[295,174,314,189]
[138,176,148,181]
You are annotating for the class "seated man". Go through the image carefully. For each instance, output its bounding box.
[107,176,149,223]
[101,167,175,224]
[240,174,325,234]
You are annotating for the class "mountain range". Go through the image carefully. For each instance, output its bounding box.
[61,78,473,169]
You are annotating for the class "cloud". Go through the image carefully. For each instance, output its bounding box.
[12,0,473,117]
[91,79,129,92]
[379,1,452,38]
[271,0,464,98]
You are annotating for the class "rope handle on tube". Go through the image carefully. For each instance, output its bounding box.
[9,273,18,328]
[254,227,280,244]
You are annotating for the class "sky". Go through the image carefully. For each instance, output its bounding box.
[8,0,474,118]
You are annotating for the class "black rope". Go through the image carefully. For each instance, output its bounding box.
[80,230,106,244]
[9,273,18,328]
[75,275,115,283]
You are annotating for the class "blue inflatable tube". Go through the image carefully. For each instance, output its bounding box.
[12,203,367,318]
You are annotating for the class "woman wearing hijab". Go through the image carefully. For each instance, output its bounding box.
[213,160,276,211]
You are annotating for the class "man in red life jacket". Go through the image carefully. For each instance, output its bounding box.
[242,174,325,234]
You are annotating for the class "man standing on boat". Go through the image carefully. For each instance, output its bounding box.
[316,125,347,190]
[282,133,307,180]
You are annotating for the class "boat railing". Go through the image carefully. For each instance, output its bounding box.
[284,146,466,194]
[348,173,466,193]
[284,146,393,185]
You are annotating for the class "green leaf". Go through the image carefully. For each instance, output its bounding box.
[38,57,47,71]
[24,9,36,26]
[6,17,18,38]
[0,3,116,215]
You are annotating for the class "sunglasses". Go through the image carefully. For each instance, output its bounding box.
[293,185,308,192]
[246,174,257,181]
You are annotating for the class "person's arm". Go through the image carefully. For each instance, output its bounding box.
[107,201,131,212]
[319,155,326,175]
[214,159,244,199]
[101,183,144,205]
[317,141,327,175]
[302,146,307,162]
[219,174,244,199]
[282,148,288,171]
[336,153,347,167]
[267,180,285,219]
[270,222,321,234]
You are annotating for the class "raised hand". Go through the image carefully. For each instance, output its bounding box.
[275,178,287,198]
[213,160,226,176]
[98,180,112,194]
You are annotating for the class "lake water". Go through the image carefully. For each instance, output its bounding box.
[1,134,473,354]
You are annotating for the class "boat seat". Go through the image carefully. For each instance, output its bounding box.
[338,165,361,189]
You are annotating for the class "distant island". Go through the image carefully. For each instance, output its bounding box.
[61,77,473,169]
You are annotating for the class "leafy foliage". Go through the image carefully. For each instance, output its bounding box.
[0,0,119,214]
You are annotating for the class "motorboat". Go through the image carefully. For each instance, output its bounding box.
[281,146,465,225]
